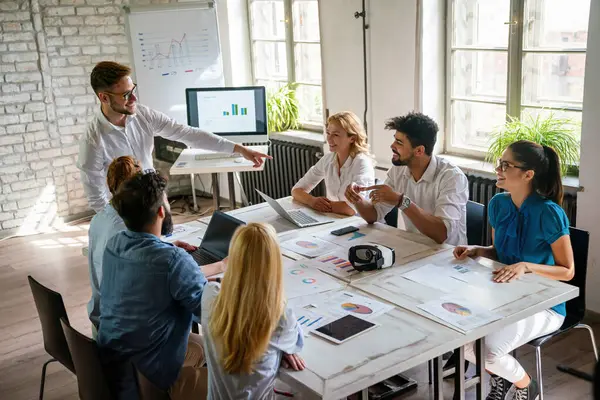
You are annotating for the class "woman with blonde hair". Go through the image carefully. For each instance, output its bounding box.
[201,223,305,399]
[292,111,375,216]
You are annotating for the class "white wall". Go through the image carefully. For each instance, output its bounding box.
[319,0,420,169]
[576,0,600,311]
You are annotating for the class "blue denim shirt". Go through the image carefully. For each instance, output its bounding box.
[98,230,207,398]
[489,193,570,316]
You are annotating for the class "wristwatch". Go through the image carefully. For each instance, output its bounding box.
[398,195,411,211]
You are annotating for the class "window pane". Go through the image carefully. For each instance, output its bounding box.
[296,84,323,124]
[522,53,586,108]
[451,101,506,150]
[253,41,288,80]
[521,108,582,138]
[453,0,510,47]
[249,0,286,41]
[452,50,508,100]
[256,79,287,90]
[294,43,321,84]
[293,0,320,42]
[523,0,590,49]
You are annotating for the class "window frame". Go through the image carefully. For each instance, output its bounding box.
[445,0,587,159]
[247,0,323,131]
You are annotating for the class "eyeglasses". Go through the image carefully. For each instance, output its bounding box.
[104,83,137,102]
[496,159,528,172]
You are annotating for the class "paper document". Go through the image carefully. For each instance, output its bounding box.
[418,295,501,333]
[402,264,468,293]
[281,236,341,258]
[447,262,496,287]
[315,228,431,262]
[309,290,394,321]
[162,223,205,244]
[309,250,360,280]
[283,259,343,299]
[292,306,329,335]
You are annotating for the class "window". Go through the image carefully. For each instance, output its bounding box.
[447,0,590,157]
[248,0,323,128]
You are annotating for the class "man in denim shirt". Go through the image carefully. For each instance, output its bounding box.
[98,171,210,399]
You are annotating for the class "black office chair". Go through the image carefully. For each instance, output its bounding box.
[28,276,75,400]
[466,200,485,246]
[595,360,600,399]
[524,227,598,399]
[60,318,113,400]
[384,206,398,228]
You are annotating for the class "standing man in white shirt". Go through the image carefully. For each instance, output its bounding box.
[345,112,468,245]
[78,61,270,212]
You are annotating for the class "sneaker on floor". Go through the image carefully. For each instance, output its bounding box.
[486,374,512,400]
[513,379,540,400]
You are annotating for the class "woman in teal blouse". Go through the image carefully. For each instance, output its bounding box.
[454,140,574,400]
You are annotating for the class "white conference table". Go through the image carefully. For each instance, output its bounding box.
[180,197,579,399]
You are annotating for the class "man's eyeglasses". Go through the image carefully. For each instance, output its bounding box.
[104,83,137,102]
[496,159,528,172]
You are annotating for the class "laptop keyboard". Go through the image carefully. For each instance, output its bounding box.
[191,249,220,265]
[288,210,319,225]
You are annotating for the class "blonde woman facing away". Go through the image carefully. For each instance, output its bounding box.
[201,223,305,399]
[292,111,375,216]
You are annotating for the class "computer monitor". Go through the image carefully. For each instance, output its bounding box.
[186,86,268,143]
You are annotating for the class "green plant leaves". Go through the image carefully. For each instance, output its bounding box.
[485,112,581,176]
[267,84,300,133]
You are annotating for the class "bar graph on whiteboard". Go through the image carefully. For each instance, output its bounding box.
[136,31,217,73]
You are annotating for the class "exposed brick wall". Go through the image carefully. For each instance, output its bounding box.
[0,0,191,233]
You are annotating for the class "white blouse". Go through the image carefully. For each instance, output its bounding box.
[292,152,375,202]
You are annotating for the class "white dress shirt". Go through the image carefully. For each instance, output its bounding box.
[374,156,468,245]
[292,151,375,202]
[77,104,235,212]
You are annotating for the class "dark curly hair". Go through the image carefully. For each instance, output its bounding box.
[385,112,439,156]
[111,171,168,232]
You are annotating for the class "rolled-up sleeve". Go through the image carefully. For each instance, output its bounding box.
[292,154,328,193]
[148,107,236,153]
[77,135,109,212]
[374,172,397,222]
[434,170,468,244]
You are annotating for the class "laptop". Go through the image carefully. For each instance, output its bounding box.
[255,189,334,228]
[190,211,245,266]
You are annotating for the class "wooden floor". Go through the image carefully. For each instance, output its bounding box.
[0,196,596,399]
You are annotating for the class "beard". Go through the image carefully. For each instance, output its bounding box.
[108,97,135,116]
[161,209,174,236]
[391,150,411,166]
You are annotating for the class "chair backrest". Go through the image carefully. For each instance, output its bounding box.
[135,366,171,400]
[384,206,398,228]
[60,318,113,400]
[466,200,485,246]
[27,275,74,372]
[564,227,589,325]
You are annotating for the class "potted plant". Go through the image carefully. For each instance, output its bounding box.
[486,112,581,175]
[266,84,300,133]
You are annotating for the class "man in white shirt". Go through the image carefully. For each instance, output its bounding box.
[78,61,270,212]
[345,112,468,245]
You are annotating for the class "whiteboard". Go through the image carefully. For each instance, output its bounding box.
[125,3,224,124]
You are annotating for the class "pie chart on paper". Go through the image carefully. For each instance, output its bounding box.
[341,302,373,315]
[296,240,319,249]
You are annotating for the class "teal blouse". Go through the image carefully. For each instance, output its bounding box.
[489,193,570,316]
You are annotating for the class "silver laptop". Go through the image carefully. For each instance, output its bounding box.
[255,189,334,228]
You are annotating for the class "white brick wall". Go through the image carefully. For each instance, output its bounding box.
[0,0,191,233]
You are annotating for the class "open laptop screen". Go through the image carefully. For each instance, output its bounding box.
[199,211,246,259]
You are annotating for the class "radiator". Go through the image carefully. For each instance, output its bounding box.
[240,139,325,205]
[467,175,577,245]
